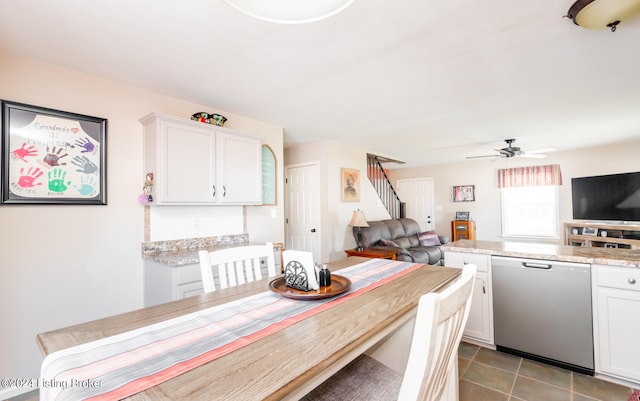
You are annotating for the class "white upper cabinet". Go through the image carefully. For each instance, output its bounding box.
[216,131,262,204]
[141,113,262,205]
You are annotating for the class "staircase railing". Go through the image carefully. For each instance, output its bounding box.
[367,154,405,219]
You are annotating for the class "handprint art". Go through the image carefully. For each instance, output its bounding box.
[71,155,98,174]
[43,146,68,166]
[12,143,38,162]
[48,168,69,193]
[74,175,96,196]
[17,167,44,188]
[74,137,96,153]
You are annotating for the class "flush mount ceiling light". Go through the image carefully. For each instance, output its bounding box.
[566,0,640,31]
[223,0,355,24]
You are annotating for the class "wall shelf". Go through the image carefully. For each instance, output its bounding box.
[564,222,640,250]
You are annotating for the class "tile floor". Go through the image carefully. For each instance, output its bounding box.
[459,342,637,401]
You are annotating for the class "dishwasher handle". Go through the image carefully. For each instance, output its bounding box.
[522,262,552,270]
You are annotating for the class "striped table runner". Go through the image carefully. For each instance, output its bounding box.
[40,259,422,401]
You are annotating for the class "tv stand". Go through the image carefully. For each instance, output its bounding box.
[564,222,640,250]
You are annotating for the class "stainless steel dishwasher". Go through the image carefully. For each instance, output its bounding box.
[492,256,594,375]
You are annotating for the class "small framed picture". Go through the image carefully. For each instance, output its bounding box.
[582,227,598,236]
[455,211,470,221]
[341,168,360,202]
[453,185,475,202]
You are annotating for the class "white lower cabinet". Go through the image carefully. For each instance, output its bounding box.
[144,261,204,307]
[593,264,640,385]
[444,251,494,345]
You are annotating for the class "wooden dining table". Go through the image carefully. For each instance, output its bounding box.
[37,257,460,401]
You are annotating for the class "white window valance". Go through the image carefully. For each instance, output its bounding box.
[498,164,563,188]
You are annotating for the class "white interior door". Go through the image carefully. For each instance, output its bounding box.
[284,162,321,263]
[396,178,435,231]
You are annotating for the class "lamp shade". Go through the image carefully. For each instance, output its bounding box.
[349,210,369,227]
[223,0,355,24]
[567,0,640,30]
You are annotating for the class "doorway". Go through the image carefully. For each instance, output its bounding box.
[396,178,435,231]
[284,162,321,263]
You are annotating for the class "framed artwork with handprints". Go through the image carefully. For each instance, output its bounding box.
[1,100,107,204]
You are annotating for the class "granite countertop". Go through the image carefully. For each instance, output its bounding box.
[141,234,284,267]
[442,240,640,268]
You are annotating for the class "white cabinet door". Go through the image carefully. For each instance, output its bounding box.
[465,271,492,341]
[217,132,262,204]
[176,281,205,300]
[444,251,494,345]
[142,113,262,205]
[594,265,640,383]
[162,122,216,203]
[144,261,204,307]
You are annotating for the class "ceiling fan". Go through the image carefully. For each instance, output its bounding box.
[466,139,550,160]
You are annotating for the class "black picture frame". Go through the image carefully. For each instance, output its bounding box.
[455,211,470,221]
[453,185,475,202]
[1,100,107,205]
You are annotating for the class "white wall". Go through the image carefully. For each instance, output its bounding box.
[0,50,284,398]
[388,138,640,242]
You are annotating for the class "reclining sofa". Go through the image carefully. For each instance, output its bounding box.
[353,218,449,265]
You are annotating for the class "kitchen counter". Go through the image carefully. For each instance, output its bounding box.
[442,240,640,268]
[141,234,255,266]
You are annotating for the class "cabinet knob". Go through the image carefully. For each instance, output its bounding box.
[463,261,468,265]
[212,185,216,197]
[629,278,637,285]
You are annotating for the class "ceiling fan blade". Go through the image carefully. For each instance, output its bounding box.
[526,147,557,154]
[466,154,503,159]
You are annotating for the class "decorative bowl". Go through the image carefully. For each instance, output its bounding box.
[210,114,227,126]
[191,112,227,126]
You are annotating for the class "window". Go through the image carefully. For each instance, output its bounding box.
[498,164,562,240]
[501,185,559,239]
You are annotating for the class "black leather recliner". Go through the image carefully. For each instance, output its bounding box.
[353,218,449,265]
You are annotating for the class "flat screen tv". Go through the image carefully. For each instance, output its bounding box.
[571,171,640,222]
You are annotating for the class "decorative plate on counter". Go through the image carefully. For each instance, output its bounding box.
[269,274,351,300]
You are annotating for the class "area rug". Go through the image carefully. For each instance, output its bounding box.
[300,354,403,401]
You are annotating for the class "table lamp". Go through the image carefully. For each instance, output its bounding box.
[349,210,369,251]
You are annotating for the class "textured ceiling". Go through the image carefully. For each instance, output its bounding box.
[1,0,639,166]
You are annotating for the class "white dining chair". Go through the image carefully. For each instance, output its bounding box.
[198,242,277,293]
[301,264,477,401]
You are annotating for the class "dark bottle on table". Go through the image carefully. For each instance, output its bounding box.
[318,264,331,287]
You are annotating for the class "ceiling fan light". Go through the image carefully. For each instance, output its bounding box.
[567,0,640,30]
[223,0,355,24]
